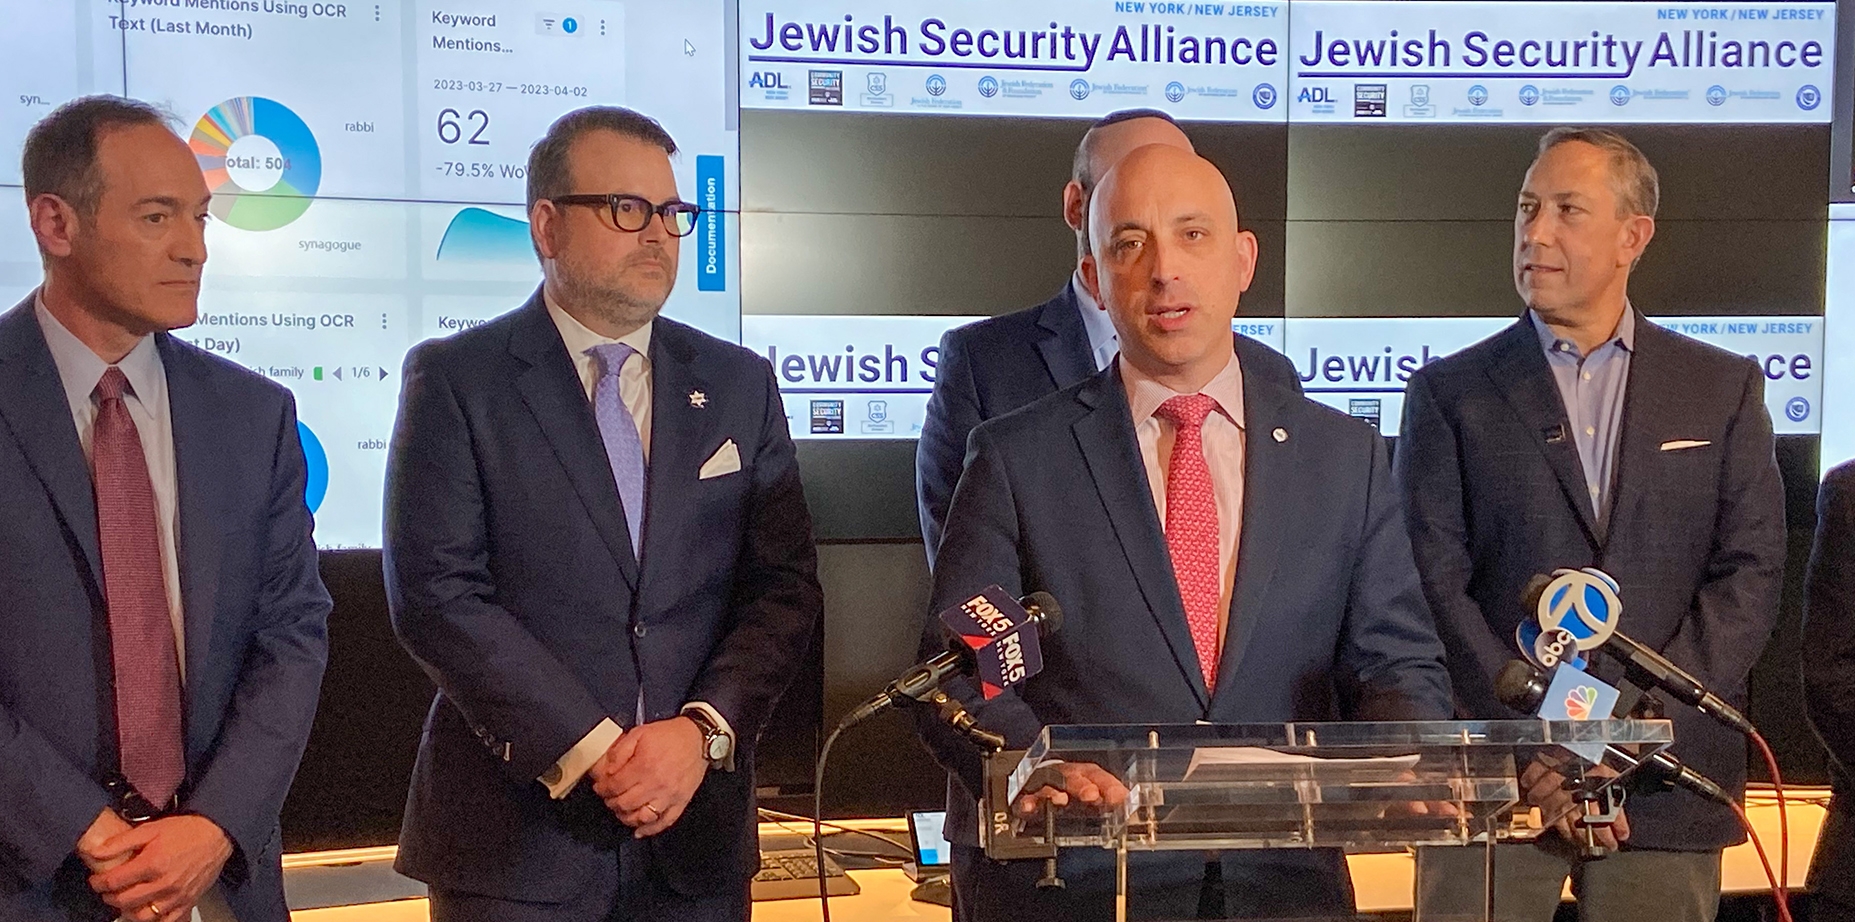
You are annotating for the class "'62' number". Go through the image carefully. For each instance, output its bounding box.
[437,108,489,145]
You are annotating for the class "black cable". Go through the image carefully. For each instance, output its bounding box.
[814,721,848,922]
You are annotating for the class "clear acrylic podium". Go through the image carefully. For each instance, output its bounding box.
[979,720,1674,922]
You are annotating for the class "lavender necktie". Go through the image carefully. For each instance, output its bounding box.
[589,343,646,557]
[93,367,185,807]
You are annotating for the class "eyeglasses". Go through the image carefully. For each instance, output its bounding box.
[548,193,702,237]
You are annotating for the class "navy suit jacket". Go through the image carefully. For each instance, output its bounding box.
[0,297,331,921]
[384,292,822,904]
[1396,313,1787,851]
[916,285,1095,566]
[1803,461,1855,906]
[920,334,1452,861]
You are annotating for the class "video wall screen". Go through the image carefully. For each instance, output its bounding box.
[1,1,740,548]
[4,0,1847,546]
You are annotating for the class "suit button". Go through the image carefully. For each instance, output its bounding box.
[633,623,648,638]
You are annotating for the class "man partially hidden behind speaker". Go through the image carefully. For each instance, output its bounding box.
[1396,128,1788,922]
[0,96,333,922]
[1804,459,1855,922]
[918,143,1454,921]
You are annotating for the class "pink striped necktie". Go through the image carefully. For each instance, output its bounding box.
[1154,393,1224,694]
[92,367,184,807]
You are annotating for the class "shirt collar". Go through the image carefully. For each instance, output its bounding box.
[34,290,165,406]
[1119,348,1246,431]
[1530,304,1635,359]
[1071,273,1120,372]
[544,288,653,368]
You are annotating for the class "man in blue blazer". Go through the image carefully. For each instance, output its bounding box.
[0,97,331,922]
[920,144,1453,921]
[1398,129,1786,921]
[1804,460,1855,922]
[916,109,1196,566]
[385,107,822,922]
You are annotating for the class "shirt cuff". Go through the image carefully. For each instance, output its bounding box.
[540,718,623,799]
[681,701,737,772]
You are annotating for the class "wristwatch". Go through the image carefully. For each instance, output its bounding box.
[683,706,735,770]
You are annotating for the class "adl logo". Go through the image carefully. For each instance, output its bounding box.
[747,72,788,90]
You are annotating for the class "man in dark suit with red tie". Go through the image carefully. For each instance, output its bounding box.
[385,106,822,922]
[0,97,331,922]
[919,143,1452,920]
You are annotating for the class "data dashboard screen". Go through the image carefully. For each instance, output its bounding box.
[1,0,739,548]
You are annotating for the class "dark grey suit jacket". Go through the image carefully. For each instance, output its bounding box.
[916,284,1094,566]
[1396,311,1787,851]
[1803,460,1855,907]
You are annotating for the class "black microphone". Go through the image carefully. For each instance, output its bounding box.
[1522,573,1755,736]
[1495,659,1734,806]
[839,590,1064,730]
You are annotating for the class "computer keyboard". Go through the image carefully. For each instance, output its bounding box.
[751,848,862,901]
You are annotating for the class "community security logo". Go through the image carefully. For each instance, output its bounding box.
[807,70,842,106]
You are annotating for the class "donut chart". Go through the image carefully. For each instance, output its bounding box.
[190,96,322,231]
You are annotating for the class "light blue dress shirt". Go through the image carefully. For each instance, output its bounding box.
[1530,307,1635,525]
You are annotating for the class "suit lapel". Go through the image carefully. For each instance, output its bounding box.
[160,337,227,694]
[1214,338,1293,699]
[1034,284,1095,392]
[508,294,640,590]
[0,298,104,592]
[1483,318,1602,549]
[638,319,722,582]
[1604,316,1676,550]
[1071,367,1210,709]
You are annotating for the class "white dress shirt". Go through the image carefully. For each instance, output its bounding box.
[35,295,186,679]
[1120,351,1247,649]
[539,293,735,799]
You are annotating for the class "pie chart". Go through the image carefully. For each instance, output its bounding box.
[190,96,321,231]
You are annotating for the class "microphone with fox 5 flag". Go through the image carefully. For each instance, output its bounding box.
[838,588,1063,730]
[1495,659,1733,806]
[1523,569,1756,736]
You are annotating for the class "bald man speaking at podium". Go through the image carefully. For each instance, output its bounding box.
[916,144,1452,921]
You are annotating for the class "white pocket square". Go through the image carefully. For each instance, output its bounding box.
[699,440,742,479]
[1660,439,1712,451]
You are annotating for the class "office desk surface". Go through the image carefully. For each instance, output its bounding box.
[290,788,1827,921]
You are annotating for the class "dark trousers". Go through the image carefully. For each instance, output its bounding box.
[1809,776,1855,922]
[1414,839,1720,922]
[428,839,747,922]
[951,844,1355,921]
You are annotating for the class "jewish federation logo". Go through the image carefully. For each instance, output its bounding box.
[1466,84,1489,106]
[1610,85,1632,106]
[1165,81,1186,103]
[1070,79,1091,100]
[1518,85,1541,107]
[1798,84,1822,110]
[1706,84,1727,107]
[1253,83,1277,109]
[978,75,999,98]
[925,74,947,96]
[1786,396,1812,422]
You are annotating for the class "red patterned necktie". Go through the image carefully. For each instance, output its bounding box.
[93,367,185,807]
[1154,394,1224,694]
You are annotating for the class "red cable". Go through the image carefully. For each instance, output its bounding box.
[1731,799,1793,922]
[1750,732,1790,904]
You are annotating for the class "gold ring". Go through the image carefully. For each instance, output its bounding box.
[642,803,660,819]
[147,905,162,919]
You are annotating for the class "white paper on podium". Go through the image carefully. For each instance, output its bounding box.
[1183,747,1421,782]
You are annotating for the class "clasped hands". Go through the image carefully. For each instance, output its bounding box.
[76,809,232,922]
[589,715,709,837]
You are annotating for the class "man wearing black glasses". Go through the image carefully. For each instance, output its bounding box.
[384,106,822,922]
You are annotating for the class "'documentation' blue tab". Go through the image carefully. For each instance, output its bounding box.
[696,155,725,292]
